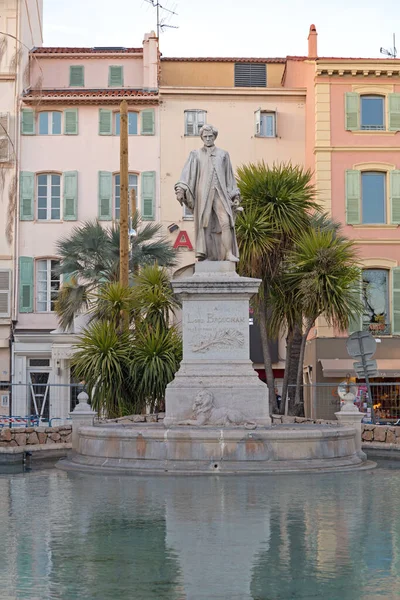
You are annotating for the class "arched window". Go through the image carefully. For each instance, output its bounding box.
[360,95,385,130]
[114,173,138,219]
[36,259,60,312]
[37,173,61,220]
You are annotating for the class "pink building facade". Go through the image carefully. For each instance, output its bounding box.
[12,34,159,422]
[285,28,400,418]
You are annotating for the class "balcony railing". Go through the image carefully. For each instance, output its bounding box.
[360,124,385,130]
[363,321,391,336]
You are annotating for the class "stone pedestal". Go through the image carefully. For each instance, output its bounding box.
[164,261,270,427]
[69,391,96,451]
[335,405,366,459]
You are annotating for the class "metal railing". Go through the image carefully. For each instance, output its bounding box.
[0,383,86,427]
[287,382,400,424]
[362,321,391,336]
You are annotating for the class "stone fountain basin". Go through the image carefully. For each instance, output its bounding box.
[58,423,375,475]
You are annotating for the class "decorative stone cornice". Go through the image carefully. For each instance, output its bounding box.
[315,60,400,78]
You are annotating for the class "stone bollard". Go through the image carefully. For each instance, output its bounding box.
[335,395,366,460]
[69,391,96,451]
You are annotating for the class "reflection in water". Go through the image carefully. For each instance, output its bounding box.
[0,463,399,599]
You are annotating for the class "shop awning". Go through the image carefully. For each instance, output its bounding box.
[320,359,400,378]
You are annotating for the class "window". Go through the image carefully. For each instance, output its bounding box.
[115,112,138,135]
[345,169,400,225]
[183,203,193,219]
[109,65,123,87]
[361,172,386,224]
[69,65,84,87]
[345,92,400,131]
[362,269,390,334]
[255,109,276,138]
[184,110,206,136]
[234,63,266,87]
[0,113,10,162]
[36,259,60,312]
[38,112,62,135]
[37,174,61,220]
[0,270,11,317]
[114,173,138,219]
[361,96,384,130]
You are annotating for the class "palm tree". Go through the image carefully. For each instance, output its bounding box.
[269,213,344,415]
[71,266,182,417]
[55,214,177,330]
[236,162,319,412]
[285,226,362,410]
[72,320,134,418]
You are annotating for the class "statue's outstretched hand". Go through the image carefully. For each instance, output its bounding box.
[175,187,185,205]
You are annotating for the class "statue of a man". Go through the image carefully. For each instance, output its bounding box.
[175,125,241,262]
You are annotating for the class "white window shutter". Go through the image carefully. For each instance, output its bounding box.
[0,113,10,162]
[254,109,261,136]
[0,270,11,317]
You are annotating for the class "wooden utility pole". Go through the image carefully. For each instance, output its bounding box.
[119,100,129,330]
[119,100,129,288]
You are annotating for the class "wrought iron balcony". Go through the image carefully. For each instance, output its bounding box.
[363,321,391,336]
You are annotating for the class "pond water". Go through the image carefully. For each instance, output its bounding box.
[0,460,399,599]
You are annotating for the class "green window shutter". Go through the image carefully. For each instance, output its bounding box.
[98,171,112,220]
[390,170,400,224]
[109,66,123,87]
[19,256,33,313]
[64,108,78,135]
[345,170,361,224]
[141,109,155,135]
[63,171,78,220]
[19,171,34,221]
[392,267,400,335]
[141,171,156,220]
[348,269,363,334]
[345,92,359,131]
[69,65,84,87]
[99,109,112,135]
[388,94,400,131]
[21,109,35,135]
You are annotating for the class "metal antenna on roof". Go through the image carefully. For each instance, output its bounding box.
[380,33,397,58]
[143,0,179,39]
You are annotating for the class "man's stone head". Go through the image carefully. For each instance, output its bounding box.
[200,125,218,147]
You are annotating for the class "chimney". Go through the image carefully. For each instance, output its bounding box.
[308,24,318,58]
[143,31,159,90]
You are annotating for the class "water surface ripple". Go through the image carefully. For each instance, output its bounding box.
[0,461,398,599]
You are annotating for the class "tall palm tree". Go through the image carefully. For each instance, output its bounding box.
[285,226,362,409]
[269,213,344,414]
[55,214,177,330]
[236,162,319,411]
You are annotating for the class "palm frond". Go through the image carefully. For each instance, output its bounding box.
[54,281,90,331]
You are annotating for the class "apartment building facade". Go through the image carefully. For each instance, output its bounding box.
[12,33,159,422]
[0,0,43,411]
[285,27,400,417]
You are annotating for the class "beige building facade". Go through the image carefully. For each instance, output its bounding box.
[159,57,307,378]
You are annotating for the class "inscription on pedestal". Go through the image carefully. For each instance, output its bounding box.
[183,302,248,360]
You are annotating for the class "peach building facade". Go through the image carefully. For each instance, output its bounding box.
[0,0,43,401]
[12,34,160,421]
[159,57,306,380]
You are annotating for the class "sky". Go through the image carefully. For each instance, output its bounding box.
[43,0,399,59]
